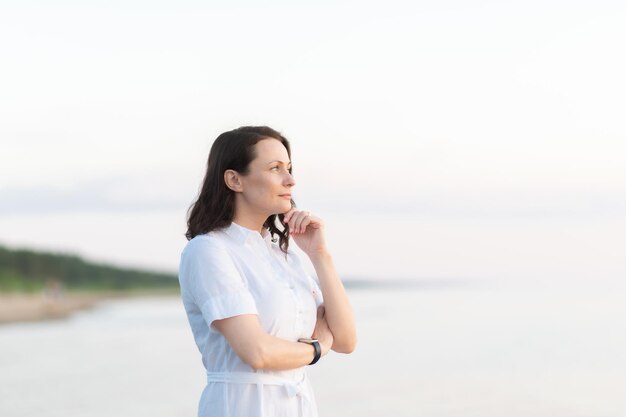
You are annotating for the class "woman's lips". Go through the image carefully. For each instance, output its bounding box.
[279,195,291,199]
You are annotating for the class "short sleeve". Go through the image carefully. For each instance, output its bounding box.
[179,238,258,328]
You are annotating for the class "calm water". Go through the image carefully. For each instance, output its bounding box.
[1,279,625,417]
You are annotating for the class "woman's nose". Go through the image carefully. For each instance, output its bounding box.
[285,171,296,187]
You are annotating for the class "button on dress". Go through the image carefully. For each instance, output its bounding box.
[178,221,324,417]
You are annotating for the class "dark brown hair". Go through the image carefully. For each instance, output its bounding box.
[185,126,296,254]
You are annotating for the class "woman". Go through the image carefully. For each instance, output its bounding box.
[179,126,357,417]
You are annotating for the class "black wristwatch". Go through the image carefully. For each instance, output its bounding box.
[298,338,321,365]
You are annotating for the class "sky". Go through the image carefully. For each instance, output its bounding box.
[1,0,625,283]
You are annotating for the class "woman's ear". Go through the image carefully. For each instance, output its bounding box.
[224,170,243,192]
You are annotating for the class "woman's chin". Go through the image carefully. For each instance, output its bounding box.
[270,206,290,216]
[278,201,293,212]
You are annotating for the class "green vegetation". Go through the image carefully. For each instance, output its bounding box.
[0,244,179,293]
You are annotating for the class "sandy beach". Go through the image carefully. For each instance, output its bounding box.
[0,290,179,325]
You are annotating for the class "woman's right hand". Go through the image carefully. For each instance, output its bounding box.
[312,305,334,356]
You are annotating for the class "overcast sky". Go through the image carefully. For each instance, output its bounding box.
[1,1,624,282]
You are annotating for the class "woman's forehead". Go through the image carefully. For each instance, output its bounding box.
[254,138,290,162]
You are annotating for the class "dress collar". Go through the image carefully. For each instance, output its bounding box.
[224,221,274,246]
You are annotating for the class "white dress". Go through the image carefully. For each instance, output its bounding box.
[178,221,324,417]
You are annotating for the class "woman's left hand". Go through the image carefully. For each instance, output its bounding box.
[282,208,328,256]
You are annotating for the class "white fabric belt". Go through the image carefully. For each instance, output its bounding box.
[206,370,313,417]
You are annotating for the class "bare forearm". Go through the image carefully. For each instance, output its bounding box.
[214,314,332,371]
[256,335,319,370]
[309,250,357,353]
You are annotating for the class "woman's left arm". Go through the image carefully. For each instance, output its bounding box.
[283,208,357,354]
[309,250,357,353]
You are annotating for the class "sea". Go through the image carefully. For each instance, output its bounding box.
[1,278,625,417]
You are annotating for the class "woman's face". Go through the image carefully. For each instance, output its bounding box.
[238,138,295,216]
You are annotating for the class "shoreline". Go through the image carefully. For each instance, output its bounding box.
[0,289,179,325]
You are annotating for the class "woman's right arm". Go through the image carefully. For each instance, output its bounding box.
[182,239,332,370]
[213,309,333,371]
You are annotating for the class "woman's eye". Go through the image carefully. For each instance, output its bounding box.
[271,166,279,171]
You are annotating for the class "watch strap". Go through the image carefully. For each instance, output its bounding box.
[298,338,321,365]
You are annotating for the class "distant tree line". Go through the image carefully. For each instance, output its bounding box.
[0,245,179,292]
